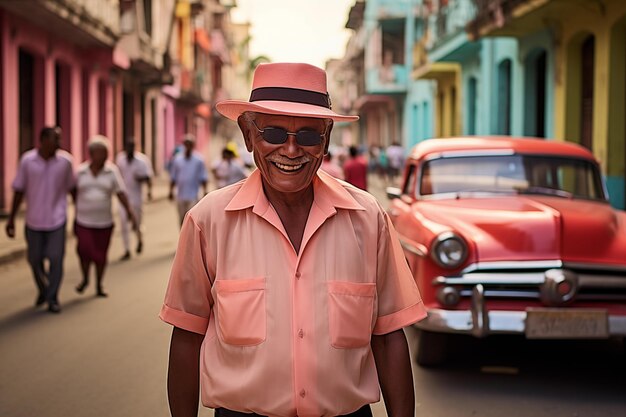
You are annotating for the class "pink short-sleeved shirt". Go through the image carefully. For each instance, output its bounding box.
[160,169,426,417]
[12,149,75,231]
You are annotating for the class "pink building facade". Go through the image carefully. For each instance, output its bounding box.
[0,9,123,211]
[0,0,237,213]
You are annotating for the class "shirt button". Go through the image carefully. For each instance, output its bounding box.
[299,389,306,398]
[295,271,302,279]
[298,329,304,338]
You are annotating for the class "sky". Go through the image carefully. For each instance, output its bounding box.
[230,0,356,68]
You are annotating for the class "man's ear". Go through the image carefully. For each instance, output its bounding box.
[324,120,334,155]
[238,116,254,152]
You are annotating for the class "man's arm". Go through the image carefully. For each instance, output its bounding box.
[116,192,137,230]
[5,191,24,238]
[145,177,153,201]
[168,326,204,417]
[371,329,415,417]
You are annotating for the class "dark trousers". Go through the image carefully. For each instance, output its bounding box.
[25,224,66,303]
[215,404,372,417]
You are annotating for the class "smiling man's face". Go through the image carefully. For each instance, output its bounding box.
[241,112,331,195]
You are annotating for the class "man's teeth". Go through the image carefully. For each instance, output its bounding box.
[274,162,303,171]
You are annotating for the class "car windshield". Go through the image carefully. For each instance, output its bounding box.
[420,154,606,201]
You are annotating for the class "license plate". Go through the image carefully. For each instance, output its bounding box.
[525,308,609,339]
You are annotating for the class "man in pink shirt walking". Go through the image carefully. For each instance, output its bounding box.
[5,127,75,313]
[160,63,426,417]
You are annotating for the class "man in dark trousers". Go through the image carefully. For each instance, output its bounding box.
[5,127,75,313]
[160,63,426,417]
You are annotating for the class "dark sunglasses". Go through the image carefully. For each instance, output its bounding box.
[251,119,325,146]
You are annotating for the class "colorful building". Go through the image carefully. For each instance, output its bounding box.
[0,0,240,214]
[0,0,123,212]
[469,0,626,208]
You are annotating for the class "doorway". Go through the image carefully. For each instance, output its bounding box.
[497,59,512,135]
[580,35,595,150]
[524,50,547,137]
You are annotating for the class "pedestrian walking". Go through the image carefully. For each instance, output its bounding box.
[168,135,208,225]
[160,63,426,417]
[386,141,405,185]
[5,127,75,313]
[115,139,153,261]
[343,145,368,191]
[74,136,136,298]
[320,151,344,179]
[211,146,247,189]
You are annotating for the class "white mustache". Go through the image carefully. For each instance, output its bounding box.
[268,157,310,165]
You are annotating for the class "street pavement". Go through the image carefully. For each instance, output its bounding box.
[1,171,624,417]
[0,169,391,417]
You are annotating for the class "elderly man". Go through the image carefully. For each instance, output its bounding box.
[160,63,426,417]
[5,127,75,313]
[115,139,153,260]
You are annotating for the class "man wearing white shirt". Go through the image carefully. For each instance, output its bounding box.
[115,139,153,260]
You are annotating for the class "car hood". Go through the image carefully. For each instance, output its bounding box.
[417,196,626,264]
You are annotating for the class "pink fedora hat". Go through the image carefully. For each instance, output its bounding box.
[216,62,359,122]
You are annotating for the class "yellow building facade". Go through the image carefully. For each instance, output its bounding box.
[474,0,626,208]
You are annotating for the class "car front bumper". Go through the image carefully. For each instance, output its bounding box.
[416,284,626,338]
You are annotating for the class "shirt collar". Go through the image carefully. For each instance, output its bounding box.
[225,169,365,214]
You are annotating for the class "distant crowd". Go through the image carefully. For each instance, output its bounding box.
[4,125,405,314]
[320,142,406,192]
[3,127,252,314]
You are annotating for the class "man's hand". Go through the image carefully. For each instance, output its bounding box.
[5,219,15,238]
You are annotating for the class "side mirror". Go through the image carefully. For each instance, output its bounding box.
[386,187,402,200]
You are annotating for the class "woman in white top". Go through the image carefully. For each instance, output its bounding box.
[74,136,136,297]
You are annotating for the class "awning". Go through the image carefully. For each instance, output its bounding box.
[195,29,211,52]
[196,103,211,118]
[412,62,460,80]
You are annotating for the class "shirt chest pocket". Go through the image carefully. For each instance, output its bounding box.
[214,277,266,346]
[327,281,376,349]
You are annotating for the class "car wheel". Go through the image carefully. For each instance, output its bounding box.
[416,330,448,367]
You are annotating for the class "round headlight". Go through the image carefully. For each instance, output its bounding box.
[431,232,468,269]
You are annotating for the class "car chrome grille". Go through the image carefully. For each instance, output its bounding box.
[434,264,626,305]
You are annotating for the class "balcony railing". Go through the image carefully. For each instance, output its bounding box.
[426,0,477,49]
[366,64,408,94]
[54,0,120,33]
[365,0,410,20]
[466,0,528,38]
[180,68,209,103]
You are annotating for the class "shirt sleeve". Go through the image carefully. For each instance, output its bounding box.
[65,157,76,191]
[110,164,126,193]
[199,159,209,183]
[170,158,178,182]
[159,214,213,335]
[12,155,28,192]
[373,209,427,335]
[144,156,154,178]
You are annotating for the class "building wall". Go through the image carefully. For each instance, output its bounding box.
[405,79,435,148]
[552,0,626,208]
[0,10,117,211]
[518,28,555,138]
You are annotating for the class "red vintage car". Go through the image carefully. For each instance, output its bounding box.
[387,137,626,366]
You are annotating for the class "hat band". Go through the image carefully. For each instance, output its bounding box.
[249,87,331,109]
